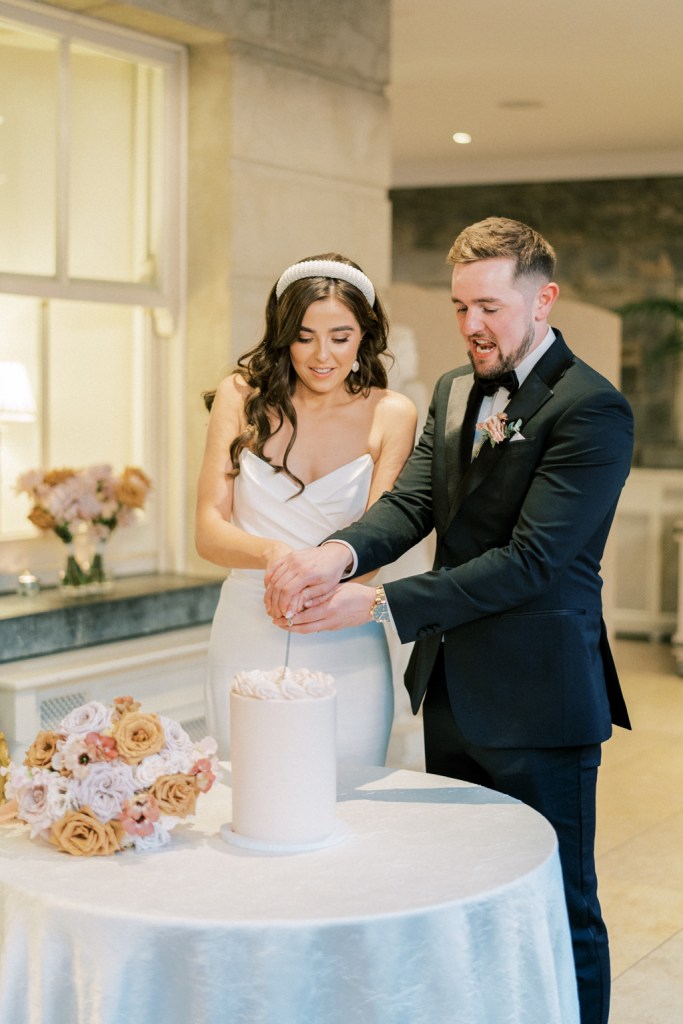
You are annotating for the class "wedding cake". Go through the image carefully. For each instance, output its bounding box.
[229,667,337,848]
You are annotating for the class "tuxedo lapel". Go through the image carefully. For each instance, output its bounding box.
[444,372,474,507]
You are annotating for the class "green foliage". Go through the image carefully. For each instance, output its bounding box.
[615,297,683,362]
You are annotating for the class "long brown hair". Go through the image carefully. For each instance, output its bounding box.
[203,253,391,492]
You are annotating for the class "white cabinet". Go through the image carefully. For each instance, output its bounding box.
[0,626,210,759]
[612,469,683,642]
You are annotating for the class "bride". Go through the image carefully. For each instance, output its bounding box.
[195,254,417,764]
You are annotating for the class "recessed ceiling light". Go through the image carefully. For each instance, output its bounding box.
[452,132,472,145]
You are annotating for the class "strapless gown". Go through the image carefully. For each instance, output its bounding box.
[206,450,394,764]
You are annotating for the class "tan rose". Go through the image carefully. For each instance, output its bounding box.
[113,712,165,764]
[28,506,56,531]
[127,465,152,488]
[24,730,60,770]
[114,466,152,509]
[43,468,77,487]
[150,773,199,818]
[49,807,124,856]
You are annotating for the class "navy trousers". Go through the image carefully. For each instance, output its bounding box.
[423,652,609,1024]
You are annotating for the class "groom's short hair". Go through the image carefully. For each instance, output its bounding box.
[447,216,556,282]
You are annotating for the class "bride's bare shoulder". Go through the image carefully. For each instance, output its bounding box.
[214,372,254,408]
[364,389,418,459]
[372,387,418,427]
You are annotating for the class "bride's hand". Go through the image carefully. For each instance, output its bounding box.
[270,583,374,633]
[263,541,293,574]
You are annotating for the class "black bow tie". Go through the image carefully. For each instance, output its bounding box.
[475,370,519,397]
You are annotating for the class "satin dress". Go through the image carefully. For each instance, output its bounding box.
[206,450,394,764]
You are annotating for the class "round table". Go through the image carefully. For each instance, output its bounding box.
[0,765,579,1023]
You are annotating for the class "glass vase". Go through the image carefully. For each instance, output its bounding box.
[59,544,91,596]
[58,540,115,596]
[87,541,114,594]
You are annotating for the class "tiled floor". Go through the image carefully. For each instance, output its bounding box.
[387,637,683,1023]
[600,639,683,1023]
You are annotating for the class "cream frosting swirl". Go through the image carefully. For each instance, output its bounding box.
[232,667,335,700]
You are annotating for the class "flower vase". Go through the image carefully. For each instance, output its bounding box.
[59,543,91,596]
[87,541,114,594]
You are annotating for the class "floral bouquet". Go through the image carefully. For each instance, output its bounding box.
[1,697,220,856]
[80,464,152,583]
[16,464,152,589]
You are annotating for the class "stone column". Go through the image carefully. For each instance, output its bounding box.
[181,0,392,574]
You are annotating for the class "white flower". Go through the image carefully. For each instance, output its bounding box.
[132,750,190,789]
[45,479,84,525]
[83,464,113,487]
[60,701,112,736]
[12,767,56,838]
[4,762,29,800]
[128,820,173,852]
[190,737,222,785]
[72,761,137,822]
[75,491,102,520]
[52,735,91,779]
[45,772,77,822]
[159,716,194,755]
[193,735,218,759]
[16,469,44,494]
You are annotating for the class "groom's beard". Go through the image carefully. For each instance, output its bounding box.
[467,320,536,378]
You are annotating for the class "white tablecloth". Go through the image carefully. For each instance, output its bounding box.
[0,765,579,1024]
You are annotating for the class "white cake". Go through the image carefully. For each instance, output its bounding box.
[229,667,337,847]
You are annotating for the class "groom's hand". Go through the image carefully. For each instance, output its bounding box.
[270,583,375,633]
[264,542,352,619]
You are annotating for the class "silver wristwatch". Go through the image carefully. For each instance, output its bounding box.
[370,585,390,623]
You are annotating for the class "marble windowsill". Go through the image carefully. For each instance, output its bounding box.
[0,574,222,664]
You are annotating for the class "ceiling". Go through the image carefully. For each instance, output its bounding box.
[389,0,683,187]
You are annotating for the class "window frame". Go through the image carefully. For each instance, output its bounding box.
[0,0,188,588]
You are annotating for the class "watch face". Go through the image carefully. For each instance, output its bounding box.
[372,601,389,623]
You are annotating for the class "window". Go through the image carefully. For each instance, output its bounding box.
[0,1,185,584]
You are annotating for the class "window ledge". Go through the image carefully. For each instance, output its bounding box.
[0,573,222,664]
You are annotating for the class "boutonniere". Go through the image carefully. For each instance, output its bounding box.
[474,412,524,458]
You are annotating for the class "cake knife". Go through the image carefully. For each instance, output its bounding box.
[283,615,293,672]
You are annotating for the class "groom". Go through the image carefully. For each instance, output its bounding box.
[265,217,634,1024]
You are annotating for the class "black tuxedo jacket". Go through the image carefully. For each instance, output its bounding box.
[331,330,634,749]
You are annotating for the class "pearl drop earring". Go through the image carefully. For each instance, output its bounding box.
[352,359,360,373]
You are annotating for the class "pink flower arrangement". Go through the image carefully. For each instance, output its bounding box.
[16,464,152,587]
[1,697,221,856]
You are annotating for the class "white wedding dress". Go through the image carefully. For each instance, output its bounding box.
[206,450,394,764]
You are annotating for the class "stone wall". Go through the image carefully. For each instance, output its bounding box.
[391,177,683,468]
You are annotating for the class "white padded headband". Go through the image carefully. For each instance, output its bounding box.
[275,259,375,306]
